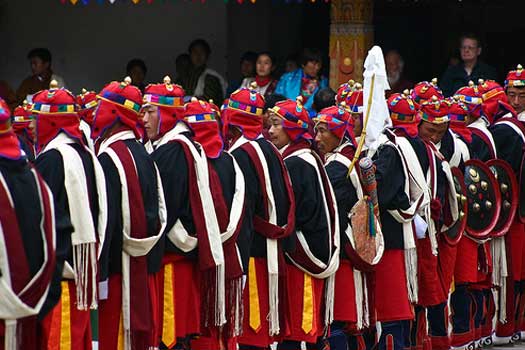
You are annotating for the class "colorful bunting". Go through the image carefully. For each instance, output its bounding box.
[61,0,329,4]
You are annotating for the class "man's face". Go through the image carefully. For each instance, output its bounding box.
[303,60,322,78]
[352,113,363,137]
[240,60,255,78]
[29,118,37,142]
[190,45,209,68]
[30,57,50,76]
[418,120,449,144]
[142,105,160,140]
[385,52,402,81]
[268,113,290,149]
[315,122,340,155]
[506,86,525,115]
[460,38,481,63]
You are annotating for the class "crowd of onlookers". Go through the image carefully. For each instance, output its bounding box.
[0,33,498,119]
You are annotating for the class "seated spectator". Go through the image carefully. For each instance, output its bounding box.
[174,53,191,85]
[16,48,66,104]
[126,58,147,93]
[440,33,498,97]
[180,39,227,104]
[240,52,278,97]
[285,53,300,73]
[385,50,413,97]
[312,87,336,113]
[276,48,328,116]
[228,51,258,95]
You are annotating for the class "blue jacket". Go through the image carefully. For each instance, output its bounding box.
[275,68,328,116]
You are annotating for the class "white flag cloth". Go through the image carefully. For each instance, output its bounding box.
[363,46,392,158]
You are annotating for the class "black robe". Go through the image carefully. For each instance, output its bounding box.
[490,122,525,174]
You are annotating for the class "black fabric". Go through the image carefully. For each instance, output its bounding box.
[17,133,34,162]
[470,133,492,162]
[231,138,293,259]
[440,130,456,164]
[490,123,525,174]
[325,160,358,259]
[151,136,197,260]
[100,139,163,276]
[440,61,498,97]
[285,153,329,264]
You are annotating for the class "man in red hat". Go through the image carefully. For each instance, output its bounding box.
[485,71,525,345]
[28,81,107,350]
[145,77,226,349]
[372,91,432,350]
[11,100,35,161]
[336,81,363,140]
[505,64,525,118]
[182,98,247,350]
[223,84,295,349]
[414,97,460,350]
[313,104,373,350]
[93,77,167,350]
[411,79,444,105]
[76,89,98,151]
[0,97,57,350]
[267,97,339,350]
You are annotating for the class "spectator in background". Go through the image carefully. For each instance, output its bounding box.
[385,50,413,97]
[240,52,278,97]
[126,58,147,93]
[174,53,191,86]
[440,33,498,97]
[0,80,16,108]
[262,93,286,139]
[227,51,258,95]
[16,48,66,105]
[180,39,227,104]
[312,87,336,113]
[285,53,300,73]
[276,48,328,116]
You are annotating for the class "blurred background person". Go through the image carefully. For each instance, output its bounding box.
[126,58,147,93]
[385,49,413,97]
[228,51,258,95]
[240,52,278,97]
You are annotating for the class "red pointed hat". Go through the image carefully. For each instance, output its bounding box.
[313,104,356,145]
[144,76,186,139]
[92,77,143,140]
[270,97,312,142]
[76,89,98,126]
[454,81,482,120]
[446,97,472,143]
[387,90,419,137]
[505,64,525,88]
[12,101,33,137]
[477,79,516,123]
[223,82,265,140]
[336,80,364,113]
[184,98,224,158]
[31,80,83,152]
[411,78,443,104]
[0,98,22,160]
[417,96,450,124]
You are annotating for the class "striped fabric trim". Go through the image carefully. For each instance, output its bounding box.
[449,113,467,123]
[481,88,504,101]
[32,103,76,114]
[13,116,32,123]
[271,106,309,129]
[80,100,98,110]
[185,113,216,123]
[144,94,184,108]
[347,105,364,113]
[98,91,141,113]
[0,119,11,134]
[390,112,417,122]
[455,94,482,105]
[314,114,345,126]
[505,80,525,87]
[228,99,263,116]
[418,111,449,124]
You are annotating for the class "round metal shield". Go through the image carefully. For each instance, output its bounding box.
[464,159,501,240]
[487,159,518,236]
[442,167,467,245]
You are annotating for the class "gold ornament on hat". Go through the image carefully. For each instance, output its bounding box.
[478,79,485,87]
[402,89,410,97]
[191,97,198,102]
[354,82,363,90]
[120,76,132,88]
[163,76,173,91]
[49,80,59,89]
[431,78,438,86]
[468,80,475,87]
[81,88,88,95]
[249,81,258,90]
[517,64,523,71]
[296,95,304,108]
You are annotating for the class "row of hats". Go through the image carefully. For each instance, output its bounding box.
[60,0,329,5]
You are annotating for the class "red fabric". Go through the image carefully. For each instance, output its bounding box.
[335,81,363,110]
[455,85,482,120]
[0,132,23,160]
[300,76,319,104]
[314,105,356,144]
[239,257,273,348]
[509,220,525,281]
[92,81,143,139]
[430,335,450,350]
[255,76,271,87]
[184,99,224,158]
[39,280,92,350]
[271,99,312,141]
[98,274,123,350]
[31,88,83,152]
[158,254,201,342]
[76,90,97,125]
[280,263,325,343]
[387,93,419,138]
[12,103,33,139]
[505,65,525,88]
[417,98,449,124]
[144,82,185,138]
[417,236,446,306]
[333,259,358,322]
[374,249,414,322]
[478,80,514,123]
[450,122,472,143]
[223,87,265,141]
[411,80,443,105]
[481,293,495,337]
[437,237,457,300]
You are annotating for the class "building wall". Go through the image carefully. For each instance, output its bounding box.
[0,0,227,93]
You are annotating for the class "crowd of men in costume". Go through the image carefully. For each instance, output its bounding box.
[1,60,525,350]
